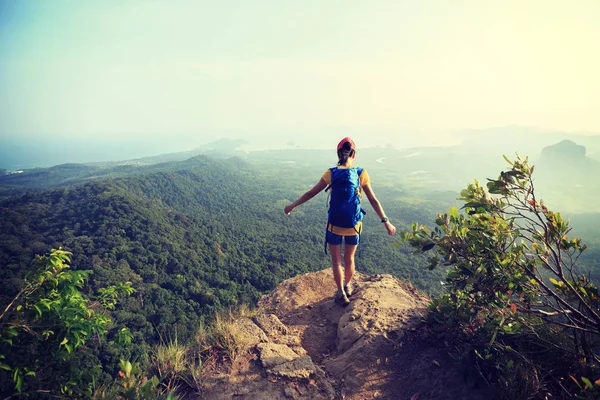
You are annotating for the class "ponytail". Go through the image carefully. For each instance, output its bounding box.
[337,142,355,165]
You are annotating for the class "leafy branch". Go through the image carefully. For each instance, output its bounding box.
[0,248,135,395]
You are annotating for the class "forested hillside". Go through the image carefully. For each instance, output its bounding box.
[0,154,443,393]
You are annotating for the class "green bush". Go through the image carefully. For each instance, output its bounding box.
[0,248,134,397]
[403,156,600,398]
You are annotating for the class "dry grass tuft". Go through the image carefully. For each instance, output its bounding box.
[150,335,202,394]
[195,305,261,364]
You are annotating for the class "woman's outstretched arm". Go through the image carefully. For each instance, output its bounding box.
[362,183,396,235]
[284,178,328,214]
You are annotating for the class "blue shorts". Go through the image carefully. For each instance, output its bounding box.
[326,230,360,246]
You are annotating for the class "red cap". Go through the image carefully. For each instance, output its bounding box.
[337,137,356,151]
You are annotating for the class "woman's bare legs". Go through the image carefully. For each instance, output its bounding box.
[343,244,358,285]
[330,242,358,289]
[328,243,344,290]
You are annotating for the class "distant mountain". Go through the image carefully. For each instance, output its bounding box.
[0,136,250,170]
[536,139,600,172]
[0,163,97,194]
[0,154,251,199]
[532,140,600,213]
[456,126,600,162]
[540,139,587,161]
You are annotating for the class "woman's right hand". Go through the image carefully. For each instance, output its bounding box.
[284,204,295,215]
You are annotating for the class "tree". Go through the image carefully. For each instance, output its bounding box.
[403,156,600,397]
[0,248,134,396]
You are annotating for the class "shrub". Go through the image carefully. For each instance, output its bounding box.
[402,156,600,398]
[0,248,134,396]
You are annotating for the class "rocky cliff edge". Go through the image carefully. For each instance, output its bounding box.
[201,269,490,400]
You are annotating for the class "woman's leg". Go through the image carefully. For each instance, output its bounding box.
[343,243,358,285]
[329,243,344,290]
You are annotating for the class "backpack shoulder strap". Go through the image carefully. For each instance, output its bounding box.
[325,167,337,192]
[354,167,363,186]
[355,167,367,215]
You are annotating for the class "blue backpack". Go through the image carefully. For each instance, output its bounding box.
[324,167,366,252]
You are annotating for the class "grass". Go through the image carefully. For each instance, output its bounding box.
[95,304,263,399]
[153,337,189,377]
[195,304,262,365]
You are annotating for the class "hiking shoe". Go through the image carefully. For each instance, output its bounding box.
[335,289,350,306]
[344,283,353,297]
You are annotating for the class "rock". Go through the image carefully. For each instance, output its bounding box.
[232,317,269,347]
[291,347,307,357]
[258,270,336,314]
[234,387,250,396]
[319,379,336,399]
[269,356,317,379]
[314,365,326,378]
[283,387,298,399]
[335,275,428,353]
[254,313,289,338]
[257,343,301,368]
[275,335,302,347]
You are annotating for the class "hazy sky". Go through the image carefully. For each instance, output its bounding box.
[1,0,599,160]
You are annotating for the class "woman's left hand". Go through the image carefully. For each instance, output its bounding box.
[384,221,396,236]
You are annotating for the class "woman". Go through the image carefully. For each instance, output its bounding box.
[284,137,396,306]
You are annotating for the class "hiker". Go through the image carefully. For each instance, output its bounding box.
[284,137,396,306]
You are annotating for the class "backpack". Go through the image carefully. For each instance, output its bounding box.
[324,167,366,253]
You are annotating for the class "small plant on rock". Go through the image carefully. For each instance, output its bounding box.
[93,359,178,400]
